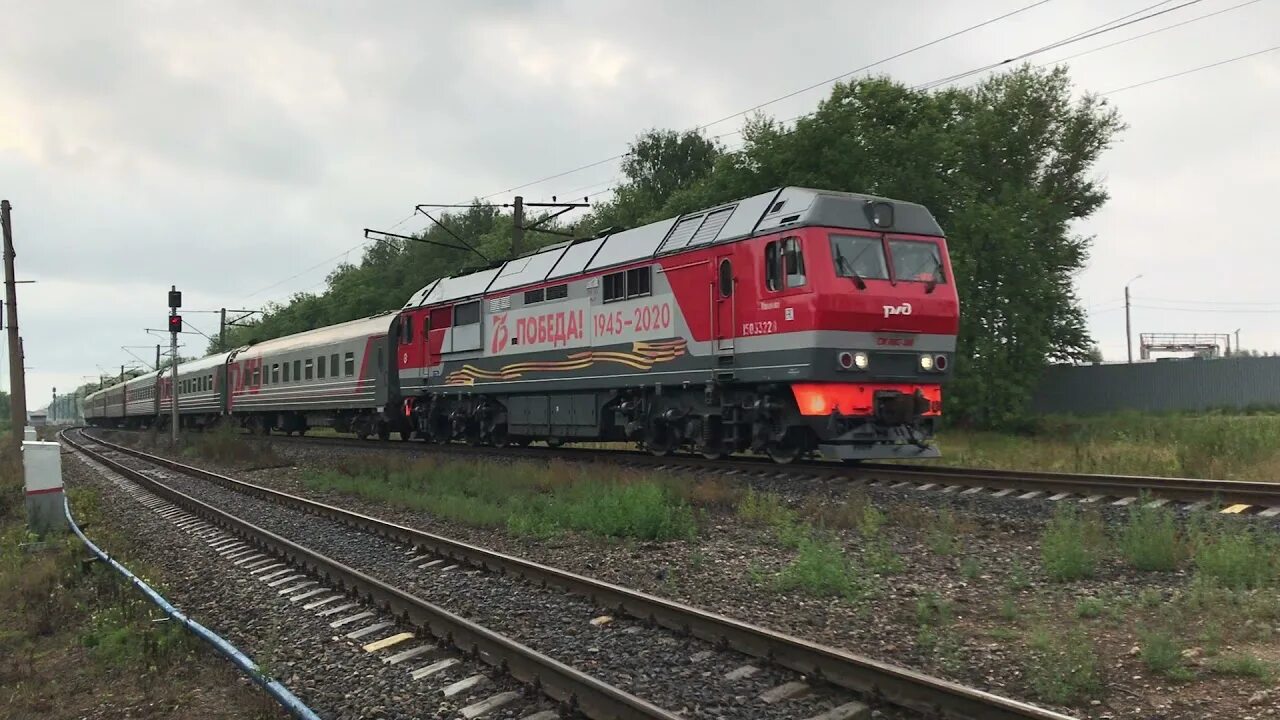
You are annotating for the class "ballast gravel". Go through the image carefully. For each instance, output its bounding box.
[84,439,876,720]
[62,447,551,720]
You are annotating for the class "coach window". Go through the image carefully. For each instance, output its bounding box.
[718,258,733,298]
[283,362,290,383]
[318,356,326,379]
[330,353,339,375]
[454,300,480,326]
[344,352,355,377]
[305,359,314,380]
[293,360,301,381]
[782,237,806,287]
[253,367,261,386]
[272,364,280,384]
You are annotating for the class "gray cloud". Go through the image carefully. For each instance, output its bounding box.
[1,0,1278,408]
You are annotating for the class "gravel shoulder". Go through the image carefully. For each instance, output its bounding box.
[102,431,1280,720]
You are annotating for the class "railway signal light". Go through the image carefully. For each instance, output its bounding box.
[169,315,183,333]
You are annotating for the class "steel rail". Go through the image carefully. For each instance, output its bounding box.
[61,430,682,720]
[239,432,1280,510]
[77,429,1078,720]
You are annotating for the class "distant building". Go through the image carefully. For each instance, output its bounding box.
[28,408,48,426]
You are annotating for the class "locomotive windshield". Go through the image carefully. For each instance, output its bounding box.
[830,234,946,284]
[830,234,889,280]
[887,239,946,284]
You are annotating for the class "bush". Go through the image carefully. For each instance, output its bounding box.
[1207,654,1277,683]
[1190,519,1280,590]
[773,539,870,601]
[1118,501,1181,571]
[1139,628,1193,681]
[1026,627,1103,704]
[1041,506,1106,582]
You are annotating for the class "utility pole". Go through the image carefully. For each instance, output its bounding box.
[155,343,162,427]
[220,308,227,351]
[1124,274,1143,364]
[1235,328,1241,356]
[168,286,182,444]
[2,199,28,440]
[512,195,524,257]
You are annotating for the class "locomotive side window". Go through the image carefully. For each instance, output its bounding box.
[604,267,652,303]
[524,288,545,304]
[764,241,781,291]
[887,239,946,284]
[546,284,568,300]
[318,356,326,379]
[718,259,733,297]
[344,352,355,377]
[782,237,806,287]
[403,317,414,344]
[455,301,480,325]
[830,234,890,281]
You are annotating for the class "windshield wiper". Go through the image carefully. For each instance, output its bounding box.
[925,255,942,294]
[834,248,866,290]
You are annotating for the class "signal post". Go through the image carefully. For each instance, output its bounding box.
[168,287,182,444]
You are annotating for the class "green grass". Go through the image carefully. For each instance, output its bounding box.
[1041,506,1106,582]
[1075,597,1105,619]
[1207,653,1278,683]
[1189,517,1280,590]
[926,509,960,556]
[1025,627,1103,705]
[1118,500,1182,572]
[933,412,1280,480]
[772,538,871,601]
[1139,628,1193,681]
[305,457,696,542]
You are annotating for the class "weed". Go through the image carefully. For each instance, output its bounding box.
[916,592,953,627]
[1139,628,1193,681]
[988,626,1020,641]
[1138,588,1164,608]
[1007,558,1031,590]
[999,594,1019,621]
[1041,506,1106,582]
[863,539,904,575]
[1025,627,1103,705]
[1189,518,1280,590]
[1118,500,1182,571]
[1207,654,1278,683]
[1075,597,1105,619]
[959,557,981,580]
[182,423,281,467]
[773,539,870,602]
[926,509,960,556]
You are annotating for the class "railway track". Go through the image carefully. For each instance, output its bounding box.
[67,428,1077,720]
[149,428,1280,517]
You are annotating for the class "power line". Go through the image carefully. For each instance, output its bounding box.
[1040,0,1264,66]
[916,0,1205,90]
[1131,304,1280,313]
[1134,295,1280,307]
[693,0,1056,132]
[535,0,1056,202]
[1102,43,1280,94]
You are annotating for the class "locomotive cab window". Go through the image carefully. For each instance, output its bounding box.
[402,317,414,344]
[887,239,946,284]
[718,258,733,297]
[830,234,889,281]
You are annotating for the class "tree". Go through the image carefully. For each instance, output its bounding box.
[585,130,722,231]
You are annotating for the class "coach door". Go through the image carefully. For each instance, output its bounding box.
[714,253,736,355]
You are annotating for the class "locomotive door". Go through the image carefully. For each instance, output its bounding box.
[714,253,735,354]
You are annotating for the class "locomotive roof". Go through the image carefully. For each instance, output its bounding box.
[232,313,395,357]
[403,186,943,309]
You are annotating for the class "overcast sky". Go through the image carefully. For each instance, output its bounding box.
[2,0,1278,411]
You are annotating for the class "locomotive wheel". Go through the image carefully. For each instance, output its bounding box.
[378,426,391,441]
[507,437,531,447]
[546,437,564,448]
[700,448,729,461]
[399,430,412,442]
[765,429,804,465]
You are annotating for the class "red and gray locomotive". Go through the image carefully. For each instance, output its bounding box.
[86,186,959,463]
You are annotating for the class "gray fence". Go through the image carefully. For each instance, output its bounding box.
[1031,356,1280,415]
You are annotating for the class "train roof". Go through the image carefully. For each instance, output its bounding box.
[232,313,395,357]
[403,186,943,309]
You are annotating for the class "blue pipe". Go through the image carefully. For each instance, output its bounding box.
[64,496,324,720]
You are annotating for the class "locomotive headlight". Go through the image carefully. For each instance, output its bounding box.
[853,351,869,370]
[919,354,934,371]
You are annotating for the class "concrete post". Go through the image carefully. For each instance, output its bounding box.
[23,440,66,535]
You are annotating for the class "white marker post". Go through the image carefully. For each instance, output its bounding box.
[23,440,66,535]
